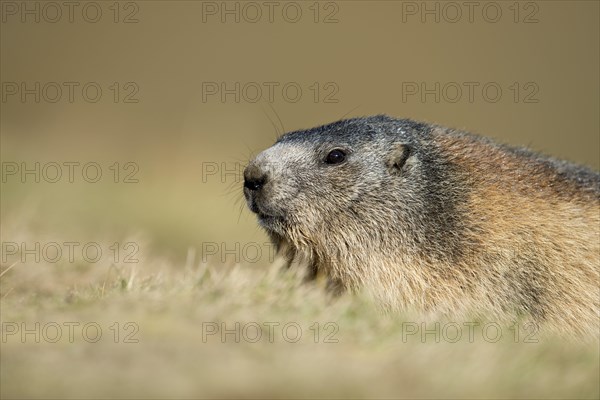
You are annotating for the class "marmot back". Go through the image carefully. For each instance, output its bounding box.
[243,115,600,337]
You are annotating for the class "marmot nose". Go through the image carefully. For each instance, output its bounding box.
[243,164,268,191]
[244,176,266,191]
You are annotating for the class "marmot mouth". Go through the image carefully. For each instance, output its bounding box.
[247,199,286,229]
[257,211,283,222]
[250,203,283,227]
[249,200,281,219]
[256,207,287,231]
[257,213,285,233]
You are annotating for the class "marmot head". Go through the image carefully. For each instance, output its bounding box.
[243,115,465,261]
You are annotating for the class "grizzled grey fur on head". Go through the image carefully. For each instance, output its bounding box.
[243,115,600,337]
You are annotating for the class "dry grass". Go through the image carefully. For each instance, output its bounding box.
[1,226,599,400]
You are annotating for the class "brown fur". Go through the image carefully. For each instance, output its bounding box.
[432,128,599,335]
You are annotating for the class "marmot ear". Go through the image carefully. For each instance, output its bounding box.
[385,143,411,173]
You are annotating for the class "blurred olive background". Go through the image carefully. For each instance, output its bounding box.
[1,0,599,261]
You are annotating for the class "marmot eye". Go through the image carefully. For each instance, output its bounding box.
[325,149,346,165]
